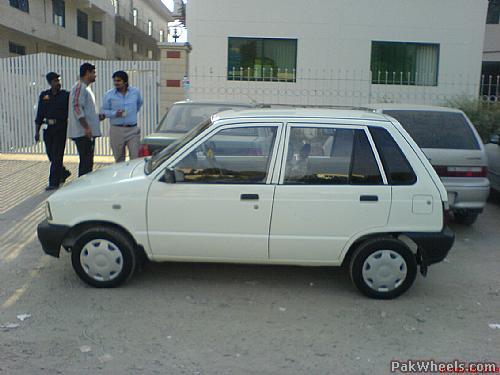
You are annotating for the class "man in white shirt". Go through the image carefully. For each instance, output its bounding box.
[68,63,102,176]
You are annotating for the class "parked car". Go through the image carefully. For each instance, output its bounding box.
[138,100,255,157]
[366,104,490,225]
[37,109,454,299]
[485,132,500,192]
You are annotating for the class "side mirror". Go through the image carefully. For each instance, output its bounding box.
[162,168,176,183]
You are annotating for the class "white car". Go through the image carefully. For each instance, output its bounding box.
[37,109,454,299]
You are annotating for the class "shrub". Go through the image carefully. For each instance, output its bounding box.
[447,98,500,143]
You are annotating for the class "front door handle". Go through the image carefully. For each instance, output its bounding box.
[360,195,378,202]
[241,194,259,200]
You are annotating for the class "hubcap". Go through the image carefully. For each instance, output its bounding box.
[80,239,124,282]
[362,250,407,293]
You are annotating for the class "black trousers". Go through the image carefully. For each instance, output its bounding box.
[43,126,69,187]
[73,137,95,177]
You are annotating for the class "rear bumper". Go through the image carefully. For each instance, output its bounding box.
[404,227,455,273]
[37,220,70,258]
[443,180,490,211]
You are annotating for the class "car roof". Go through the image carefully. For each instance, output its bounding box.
[174,100,255,107]
[364,103,463,113]
[213,108,390,123]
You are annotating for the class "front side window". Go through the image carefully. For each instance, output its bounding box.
[77,10,88,39]
[371,41,440,86]
[10,0,29,12]
[172,126,278,184]
[370,127,417,185]
[53,0,65,27]
[284,127,383,185]
[228,37,297,82]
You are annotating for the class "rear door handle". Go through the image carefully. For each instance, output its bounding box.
[360,195,378,202]
[241,194,259,200]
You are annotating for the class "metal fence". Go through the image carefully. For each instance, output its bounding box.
[0,53,159,155]
[189,66,496,107]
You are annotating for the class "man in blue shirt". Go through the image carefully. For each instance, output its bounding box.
[100,71,143,162]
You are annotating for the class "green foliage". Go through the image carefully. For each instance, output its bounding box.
[447,98,500,142]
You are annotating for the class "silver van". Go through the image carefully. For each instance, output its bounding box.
[366,105,489,225]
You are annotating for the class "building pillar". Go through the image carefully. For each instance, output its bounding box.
[158,42,191,113]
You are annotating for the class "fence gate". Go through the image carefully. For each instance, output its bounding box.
[0,53,159,156]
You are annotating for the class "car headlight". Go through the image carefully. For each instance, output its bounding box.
[45,201,53,221]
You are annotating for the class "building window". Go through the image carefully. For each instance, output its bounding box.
[133,42,138,53]
[148,20,153,36]
[52,0,65,27]
[227,37,297,82]
[487,0,500,24]
[132,8,138,26]
[159,29,165,42]
[116,32,125,46]
[112,0,119,15]
[77,10,88,39]
[371,41,440,86]
[9,41,26,55]
[9,0,29,13]
[92,21,103,44]
[148,49,153,59]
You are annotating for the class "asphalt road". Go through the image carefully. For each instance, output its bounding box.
[0,160,499,374]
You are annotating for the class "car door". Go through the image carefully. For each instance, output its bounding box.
[269,122,391,263]
[147,122,282,260]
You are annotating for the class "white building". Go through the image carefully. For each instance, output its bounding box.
[483,0,500,93]
[187,0,489,105]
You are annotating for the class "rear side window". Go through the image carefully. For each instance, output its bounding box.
[384,110,480,150]
[284,127,382,185]
[370,127,417,185]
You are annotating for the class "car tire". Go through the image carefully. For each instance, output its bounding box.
[71,226,137,288]
[349,238,417,299]
[453,211,479,226]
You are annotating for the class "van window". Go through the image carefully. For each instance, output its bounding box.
[384,110,480,150]
[370,127,417,185]
[284,127,383,185]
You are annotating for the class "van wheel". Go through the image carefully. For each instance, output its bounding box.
[453,211,478,226]
[71,227,136,288]
[349,238,417,299]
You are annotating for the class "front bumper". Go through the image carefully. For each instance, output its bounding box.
[37,219,70,258]
[404,227,455,275]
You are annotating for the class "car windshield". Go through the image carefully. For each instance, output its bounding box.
[157,103,252,133]
[145,119,212,174]
[384,110,480,150]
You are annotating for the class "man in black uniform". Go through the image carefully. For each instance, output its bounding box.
[35,72,71,190]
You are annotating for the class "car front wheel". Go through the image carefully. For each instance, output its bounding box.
[349,238,417,299]
[71,227,137,288]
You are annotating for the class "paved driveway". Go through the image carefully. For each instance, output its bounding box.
[1,160,499,374]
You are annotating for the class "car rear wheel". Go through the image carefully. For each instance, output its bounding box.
[71,227,137,288]
[349,238,417,299]
[453,211,478,226]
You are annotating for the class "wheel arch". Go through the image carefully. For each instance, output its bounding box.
[341,232,418,268]
[62,220,148,261]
